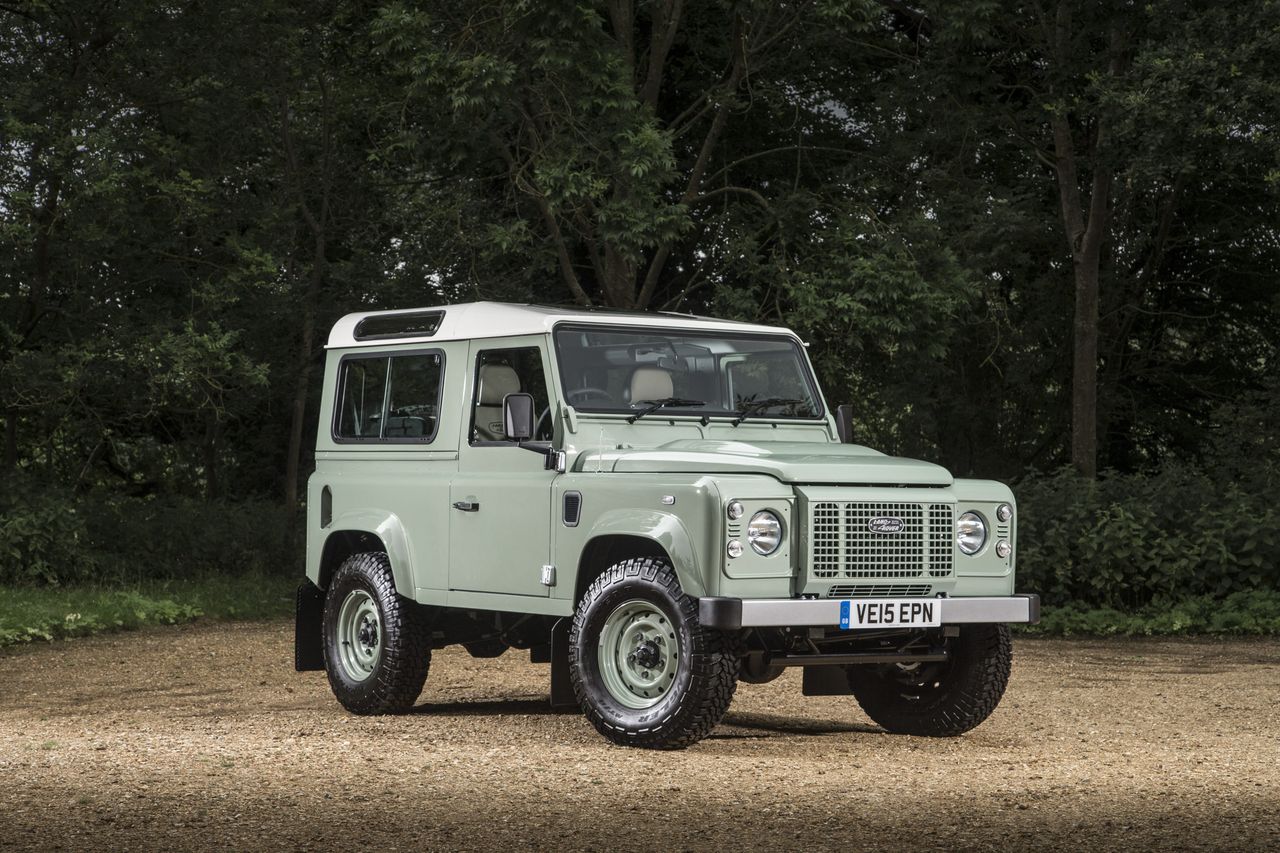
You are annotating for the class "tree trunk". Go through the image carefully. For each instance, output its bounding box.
[1050,110,1112,480]
[602,246,638,308]
[278,84,328,542]
[1044,10,1126,478]
[1070,255,1100,478]
[283,270,319,535]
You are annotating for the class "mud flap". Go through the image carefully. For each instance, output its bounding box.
[802,666,851,696]
[549,617,577,708]
[295,581,325,672]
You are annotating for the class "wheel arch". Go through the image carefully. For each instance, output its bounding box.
[573,509,706,604]
[315,510,416,597]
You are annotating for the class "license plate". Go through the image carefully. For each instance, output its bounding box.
[839,598,941,630]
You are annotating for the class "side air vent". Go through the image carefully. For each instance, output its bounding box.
[563,491,583,527]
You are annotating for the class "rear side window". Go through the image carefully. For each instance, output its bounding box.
[334,351,444,442]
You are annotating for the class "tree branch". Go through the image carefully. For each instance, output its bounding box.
[607,0,635,70]
[638,12,748,308]
[692,184,773,213]
[640,0,683,108]
[493,134,592,306]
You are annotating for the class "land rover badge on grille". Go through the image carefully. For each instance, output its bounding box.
[868,516,906,534]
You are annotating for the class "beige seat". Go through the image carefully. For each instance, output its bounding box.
[474,363,521,441]
[628,366,673,403]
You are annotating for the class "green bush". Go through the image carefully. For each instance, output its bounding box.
[1017,467,1279,609]
[82,492,296,581]
[0,484,99,584]
[1022,591,1280,636]
[0,475,297,585]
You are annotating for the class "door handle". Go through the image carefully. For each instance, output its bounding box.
[452,500,480,512]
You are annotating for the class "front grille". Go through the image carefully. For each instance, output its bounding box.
[825,584,932,598]
[810,502,954,579]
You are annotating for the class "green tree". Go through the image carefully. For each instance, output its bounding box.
[916,0,1280,476]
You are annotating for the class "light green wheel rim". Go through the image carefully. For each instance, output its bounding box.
[336,589,382,682]
[597,599,681,710]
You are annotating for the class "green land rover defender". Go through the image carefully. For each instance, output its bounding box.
[295,302,1038,749]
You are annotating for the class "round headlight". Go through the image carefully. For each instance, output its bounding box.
[747,510,783,556]
[957,511,987,555]
[996,503,1013,523]
[727,540,744,558]
[727,500,745,520]
[995,540,1012,558]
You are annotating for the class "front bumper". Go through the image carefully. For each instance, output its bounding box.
[698,593,1040,630]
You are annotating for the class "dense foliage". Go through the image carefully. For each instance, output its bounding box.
[0,574,296,645]
[1,2,1277,612]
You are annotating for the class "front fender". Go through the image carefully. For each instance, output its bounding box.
[584,508,707,598]
[317,508,416,597]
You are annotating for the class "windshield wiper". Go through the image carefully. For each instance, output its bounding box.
[731,397,810,426]
[627,397,706,423]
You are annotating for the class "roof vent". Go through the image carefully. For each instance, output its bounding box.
[354,310,444,341]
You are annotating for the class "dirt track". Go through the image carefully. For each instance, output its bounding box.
[0,622,1277,852]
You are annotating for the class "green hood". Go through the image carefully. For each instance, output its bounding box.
[575,439,953,486]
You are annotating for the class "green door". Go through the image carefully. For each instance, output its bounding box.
[448,339,558,598]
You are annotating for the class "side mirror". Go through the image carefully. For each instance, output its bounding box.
[835,404,855,444]
[503,392,535,442]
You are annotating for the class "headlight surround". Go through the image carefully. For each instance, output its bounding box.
[956,511,987,555]
[746,510,783,556]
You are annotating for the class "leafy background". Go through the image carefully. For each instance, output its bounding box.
[1,0,1277,635]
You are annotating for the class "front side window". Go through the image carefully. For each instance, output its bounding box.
[470,346,552,443]
[335,351,443,442]
[552,325,823,420]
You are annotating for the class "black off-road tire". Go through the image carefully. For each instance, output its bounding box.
[323,552,432,715]
[569,557,740,750]
[846,623,1012,736]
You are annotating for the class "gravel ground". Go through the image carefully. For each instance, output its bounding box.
[0,621,1277,852]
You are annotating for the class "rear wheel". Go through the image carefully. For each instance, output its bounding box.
[569,557,739,749]
[323,552,432,715]
[846,624,1011,736]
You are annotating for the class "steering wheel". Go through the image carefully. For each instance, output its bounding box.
[534,405,552,440]
[566,387,612,406]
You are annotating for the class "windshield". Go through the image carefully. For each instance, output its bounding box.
[552,324,824,420]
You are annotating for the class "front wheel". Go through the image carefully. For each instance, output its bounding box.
[569,557,739,749]
[322,552,432,715]
[846,623,1012,736]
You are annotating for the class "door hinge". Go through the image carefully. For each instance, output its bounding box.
[540,565,556,587]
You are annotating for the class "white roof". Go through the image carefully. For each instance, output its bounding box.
[326,301,798,349]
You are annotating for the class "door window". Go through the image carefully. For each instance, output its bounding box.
[470,347,552,443]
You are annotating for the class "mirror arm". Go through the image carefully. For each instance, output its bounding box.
[515,440,552,454]
[514,440,566,473]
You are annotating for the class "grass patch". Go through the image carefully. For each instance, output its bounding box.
[1019,590,1280,637]
[0,574,296,647]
